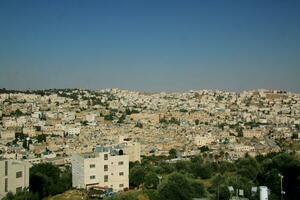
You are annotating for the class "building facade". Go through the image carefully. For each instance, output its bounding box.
[72,147,129,192]
[118,142,141,162]
[0,159,30,199]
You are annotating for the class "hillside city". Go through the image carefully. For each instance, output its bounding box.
[0,88,300,200]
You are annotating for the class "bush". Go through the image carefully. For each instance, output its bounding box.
[2,189,39,200]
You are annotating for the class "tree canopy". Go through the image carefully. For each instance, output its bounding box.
[29,163,72,198]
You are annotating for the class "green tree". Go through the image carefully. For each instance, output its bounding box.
[192,162,213,179]
[174,161,192,173]
[168,148,177,159]
[199,146,209,152]
[158,173,205,200]
[191,154,203,164]
[236,157,261,180]
[158,173,192,200]
[22,140,28,150]
[29,173,52,197]
[236,126,243,137]
[129,166,146,188]
[104,113,114,121]
[189,180,206,199]
[36,134,46,143]
[211,174,225,200]
[266,153,300,200]
[13,109,23,117]
[157,162,176,174]
[262,169,281,200]
[144,172,160,189]
[81,120,88,126]
[291,132,298,139]
[218,161,235,174]
[29,163,71,198]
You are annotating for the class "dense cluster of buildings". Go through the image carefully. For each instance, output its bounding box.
[0,88,299,197]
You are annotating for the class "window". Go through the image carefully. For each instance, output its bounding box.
[5,161,8,176]
[90,164,95,168]
[118,161,124,165]
[5,178,8,192]
[16,187,22,193]
[104,154,108,160]
[16,171,22,178]
[104,175,108,182]
[119,184,124,187]
[90,175,96,179]
[119,172,124,176]
[104,165,108,171]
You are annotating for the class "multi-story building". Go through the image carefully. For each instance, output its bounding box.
[0,159,30,199]
[72,146,129,192]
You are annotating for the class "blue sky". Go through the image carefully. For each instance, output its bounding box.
[0,0,299,92]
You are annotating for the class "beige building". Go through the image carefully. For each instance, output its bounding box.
[243,129,264,139]
[72,146,129,192]
[117,137,141,162]
[121,142,141,162]
[0,159,30,199]
[194,135,214,146]
[0,129,15,141]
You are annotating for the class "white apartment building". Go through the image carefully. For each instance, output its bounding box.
[0,159,30,199]
[65,126,81,136]
[72,146,129,192]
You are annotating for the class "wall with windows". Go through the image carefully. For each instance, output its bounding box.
[72,151,129,192]
[0,160,30,199]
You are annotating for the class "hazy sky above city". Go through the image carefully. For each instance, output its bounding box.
[0,0,300,92]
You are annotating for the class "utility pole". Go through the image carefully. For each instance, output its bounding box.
[278,173,284,200]
[216,174,222,200]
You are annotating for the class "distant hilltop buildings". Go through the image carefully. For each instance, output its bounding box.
[0,88,298,198]
[0,88,299,165]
